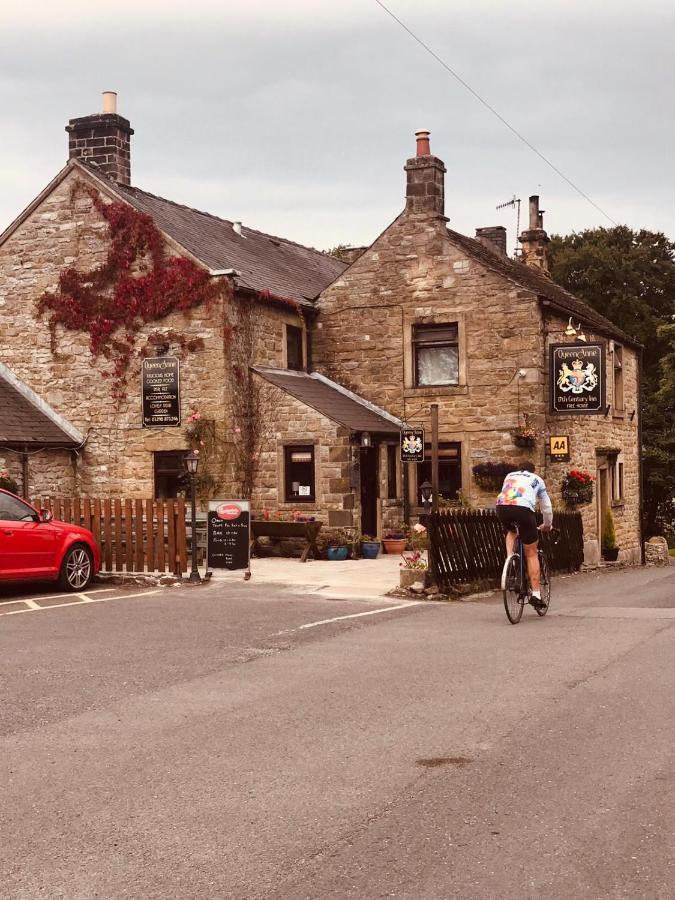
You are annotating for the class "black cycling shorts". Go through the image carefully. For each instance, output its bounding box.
[496,504,538,545]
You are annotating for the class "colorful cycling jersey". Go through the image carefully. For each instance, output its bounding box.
[497,470,553,525]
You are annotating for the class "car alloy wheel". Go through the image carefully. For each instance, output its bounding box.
[65,547,92,590]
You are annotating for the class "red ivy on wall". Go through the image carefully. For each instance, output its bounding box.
[37,185,223,399]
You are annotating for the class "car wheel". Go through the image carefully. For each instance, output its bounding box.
[59,544,94,592]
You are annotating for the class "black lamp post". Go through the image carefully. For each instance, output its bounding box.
[184,450,201,584]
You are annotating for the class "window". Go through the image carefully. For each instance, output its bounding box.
[416,443,461,504]
[610,454,624,503]
[286,325,304,371]
[386,444,398,499]
[613,344,624,412]
[413,323,459,386]
[154,451,187,499]
[0,492,38,522]
[284,445,315,502]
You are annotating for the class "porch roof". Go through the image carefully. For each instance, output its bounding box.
[252,368,403,434]
[0,362,83,448]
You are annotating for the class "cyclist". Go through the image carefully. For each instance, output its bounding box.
[496,462,553,610]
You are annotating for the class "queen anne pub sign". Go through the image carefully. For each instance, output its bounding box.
[549,343,605,415]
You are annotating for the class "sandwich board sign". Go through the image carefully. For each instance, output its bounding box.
[207,500,250,570]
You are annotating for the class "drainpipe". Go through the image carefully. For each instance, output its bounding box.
[638,346,645,564]
[22,447,29,500]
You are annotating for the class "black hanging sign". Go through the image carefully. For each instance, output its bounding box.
[142,356,181,428]
[550,343,604,415]
[207,500,250,570]
[401,427,425,463]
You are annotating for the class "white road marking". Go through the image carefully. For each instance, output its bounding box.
[0,589,162,617]
[0,587,116,606]
[296,602,423,631]
[22,599,41,610]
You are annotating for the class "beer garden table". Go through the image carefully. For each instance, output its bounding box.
[250,521,323,563]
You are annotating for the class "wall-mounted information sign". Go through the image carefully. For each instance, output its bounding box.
[549,435,570,462]
[550,343,604,415]
[142,356,181,427]
[401,428,425,463]
[207,500,250,570]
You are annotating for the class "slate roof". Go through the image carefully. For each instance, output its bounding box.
[447,228,637,345]
[253,368,403,434]
[0,366,81,447]
[114,183,347,305]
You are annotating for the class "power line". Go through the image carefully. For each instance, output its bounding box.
[373,0,618,226]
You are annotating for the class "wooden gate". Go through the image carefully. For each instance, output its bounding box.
[426,509,584,591]
[30,498,187,575]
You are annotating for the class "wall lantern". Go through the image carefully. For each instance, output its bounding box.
[360,432,372,448]
[184,449,200,475]
[420,480,433,506]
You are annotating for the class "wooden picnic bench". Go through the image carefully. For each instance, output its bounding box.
[250,521,323,563]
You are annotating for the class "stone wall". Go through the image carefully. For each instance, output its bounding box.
[0,166,306,505]
[312,209,642,562]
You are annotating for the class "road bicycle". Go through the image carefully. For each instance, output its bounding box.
[501,525,553,624]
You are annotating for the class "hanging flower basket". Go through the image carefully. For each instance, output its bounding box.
[512,415,537,448]
[472,462,514,492]
[561,470,595,505]
[514,434,536,448]
[0,471,19,494]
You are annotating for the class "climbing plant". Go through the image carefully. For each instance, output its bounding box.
[37,183,223,399]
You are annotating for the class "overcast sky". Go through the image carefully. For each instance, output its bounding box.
[1,0,673,252]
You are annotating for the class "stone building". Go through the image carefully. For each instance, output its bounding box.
[0,97,642,564]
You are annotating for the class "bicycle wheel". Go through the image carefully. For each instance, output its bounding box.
[502,554,525,624]
[536,553,551,616]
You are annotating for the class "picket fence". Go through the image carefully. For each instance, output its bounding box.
[426,509,584,591]
[31,497,187,574]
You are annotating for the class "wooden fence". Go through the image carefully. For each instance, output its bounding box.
[426,509,584,591]
[31,498,187,575]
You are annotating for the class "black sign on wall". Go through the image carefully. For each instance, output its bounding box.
[400,428,425,463]
[207,500,250,570]
[550,343,605,415]
[142,357,181,428]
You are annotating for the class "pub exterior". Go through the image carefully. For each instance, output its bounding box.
[0,96,642,566]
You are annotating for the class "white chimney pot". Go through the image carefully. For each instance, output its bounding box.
[102,91,118,114]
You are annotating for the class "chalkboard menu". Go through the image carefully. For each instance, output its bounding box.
[142,356,181,428]
[207,500,250,570]
[400,427,425,463]
[550,343,605,415]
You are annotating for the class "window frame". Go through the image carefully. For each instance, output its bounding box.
[415,442,462,505]
[283,444,316,503]
[612,343,624,413]
[412,322,460,387]
[153,450,187,500]
[284,323,305,371]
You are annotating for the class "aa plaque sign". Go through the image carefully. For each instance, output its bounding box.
[142,357,181,428]
[550,343,604,415]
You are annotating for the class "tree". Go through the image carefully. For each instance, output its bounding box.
[549,226,675,537]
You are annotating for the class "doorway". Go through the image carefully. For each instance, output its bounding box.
[359,446,379,536]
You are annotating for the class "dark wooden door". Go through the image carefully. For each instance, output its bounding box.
[360,447,379,536]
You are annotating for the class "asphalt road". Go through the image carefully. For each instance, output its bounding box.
[1,565,673,899]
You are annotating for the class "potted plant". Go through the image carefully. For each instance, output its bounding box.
[472,461,514,492]
[561,469,595,505]
[0,469,19,494]
[325,528,352,561]
[382,527,409,554]
[513,415,537,448]
[358,535,381,559]
[399,550,429,588]
[602,509,619,561]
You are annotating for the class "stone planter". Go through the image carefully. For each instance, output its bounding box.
[383,538,407,554]
[400,568,429,589]
[602,547,619,562]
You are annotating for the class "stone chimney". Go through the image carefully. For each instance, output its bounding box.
[519,195,550,274]
[475,226,507,257]
[66,92,134,185]
[404,130,446,217]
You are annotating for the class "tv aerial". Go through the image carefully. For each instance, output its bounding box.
[496,195,521,256]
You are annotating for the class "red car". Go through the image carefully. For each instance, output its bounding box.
[0,489,100,591]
